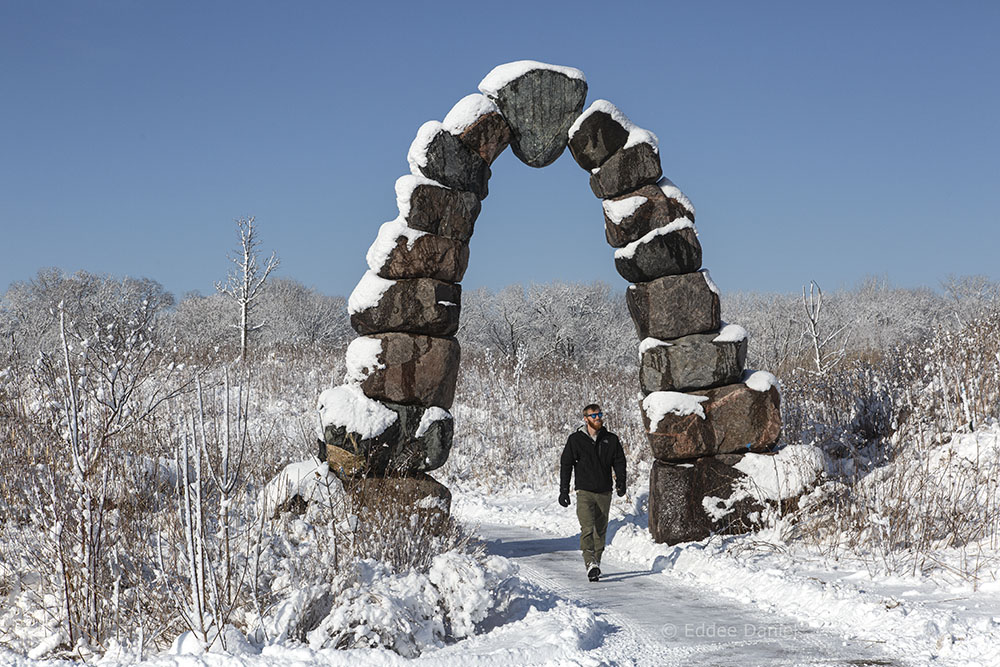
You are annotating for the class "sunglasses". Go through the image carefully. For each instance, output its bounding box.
[585,412,603,419]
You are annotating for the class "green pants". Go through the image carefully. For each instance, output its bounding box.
[576,490,612,567]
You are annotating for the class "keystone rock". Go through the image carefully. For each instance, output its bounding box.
[639,330,747,393]
[356,333,461,409]
[604,183,696,248]
[350,278,461,337]
[590,142,662,199]
[614,224,702,283]
[627,272,720,340]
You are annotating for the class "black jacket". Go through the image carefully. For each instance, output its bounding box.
[560,427,626,495]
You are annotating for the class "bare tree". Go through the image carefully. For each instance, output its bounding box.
[802,281,851,374]
[216,217,279,363]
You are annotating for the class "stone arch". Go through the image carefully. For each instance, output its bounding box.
[318,61,782,544]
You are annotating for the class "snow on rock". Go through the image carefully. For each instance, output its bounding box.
[613,217,695,261]
[658,177,695,218]
[407,120,445,173]
[568,99,658,153]
[700,268,720,295]
[443,94,500,134]
[347,270,395,315]
[416,406,452,438]
[317,384,397,440]
[734,445,824,500]
[743,370,779,393]
[259,460,345,518]
[642,391,709,429]
[602,195,647,225]
[365,217,427,274]
[638,337,670,356]
[343,336,385,385]
[395,173,448,220]
[713,323,748,343]
[478,60,586,98]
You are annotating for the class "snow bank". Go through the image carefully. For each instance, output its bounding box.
[658,177,695,218]
[407,120,444,174]
[395,173,448,220]
[743,370,779,393]
[613,217,695,261]
[642,391,708,429]
[602,195,647,225]
[366,217,426,274]
[734,445,824,500]
[478,60,585,98]
[713,323,748,343]
[416,407,452,438]
[567,99,658,153]
[347,270,394,315]
[343,336,385,385]
[442,94,499,134]
[317,385,397,440]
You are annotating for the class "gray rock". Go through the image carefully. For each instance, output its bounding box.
[374,230,469,283]
[604,183,695,248]
[642,382,782,461]
[590,142,662,199]
[404,182,480,243]
[649,457,762,545]
[568,110,629,171]
[357,333,461,409]
[351,278,461,337]
[626,272,720,340]
[614,225,702,283]
[415,127,491,199]
[486,68,587,168]
[457,111,511,165]
[323,419,400,477]
[640,330,747,393]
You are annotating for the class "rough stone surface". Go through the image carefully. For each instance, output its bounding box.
[604,184,696,248]
[640,331,747,393]
[615,226,702,283]
[326,442,367,479]
[458,111,512,165]
[649,457,762,545]
[568,110,629,171]
[323,419,399,477]
[376,232,470,283]
[590,142,662,199]
[627,273,720,340]
[405,183,480,243]
[357,333,460,409]
[417,128,491,199]
[488,69,587,168]
[643,383,782,461]
[350,278,461,337]
[346,473,452,524]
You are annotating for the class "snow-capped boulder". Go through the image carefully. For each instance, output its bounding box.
[259,460,345,518]
[641,381,781,461]
[396,175,481,243]
[319,385,401,475]
[348,333,460,410]
[443,94,512,165]
[349,276,461,337]
[639,326,747,393]
[603,179,696,248]
[626,271,720,340]
[613,218,702,283]
[367,218,470,282]
[590,140,662,199]
[567,100,631,171]
[408,121,491,198]
[478,60,587,168]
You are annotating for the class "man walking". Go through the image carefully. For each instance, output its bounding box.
[559,403,626,582]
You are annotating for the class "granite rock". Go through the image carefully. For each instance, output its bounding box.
[350,278,461,337]
[604,183,696,248]
[458,111,512,165]
[402,180,481,243]
[626,272,720,340]
[355,333,461,409]
[413,125,491,199]
[640,330,747,393]
[568,109,629,171]
[590,142,662,199]
[372,228,469,283]
[614,224,702,283]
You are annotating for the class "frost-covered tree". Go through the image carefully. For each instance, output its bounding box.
[255,278,350,348]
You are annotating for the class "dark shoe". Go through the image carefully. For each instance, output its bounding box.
[587,564,601,582]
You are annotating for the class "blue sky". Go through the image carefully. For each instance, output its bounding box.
[2,1,998,299]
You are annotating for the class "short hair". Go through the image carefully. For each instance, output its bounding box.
[582,403,601,415]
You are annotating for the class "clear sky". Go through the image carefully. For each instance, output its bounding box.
[2,1,998,300]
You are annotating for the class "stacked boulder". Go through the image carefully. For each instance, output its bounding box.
[319,61,782,539]
[566,100,783,545]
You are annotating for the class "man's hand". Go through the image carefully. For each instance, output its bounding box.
[558,492,570,507]
[616,486,626,498]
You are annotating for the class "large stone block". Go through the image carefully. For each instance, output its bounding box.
[626,271,720,340]
[603,182,696,248]
[568,106,629,171]
[479,61,587,168]
[457,110,511,165]
[614,223,702,283]
[639,326,748,393]
[649,457,762,545]
[349,274,461,337]
[349,333,460,409]
[408,122,491,198]
[367,220,469,283]
[590,142,662,199]
[346,472,452,523]
[641,380,781,461]
[397,176,481,243]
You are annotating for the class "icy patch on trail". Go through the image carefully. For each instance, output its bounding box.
[443,94,499,134]
[478,60,585,98]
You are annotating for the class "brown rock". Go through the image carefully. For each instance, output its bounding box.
[568,109,629,171]
[371,223,470,282]
[350,277,461,337]
[355,333,460,409]
[642,382,781,461]
[458,111,511,165]
[639,329,747,393]
[402,179,481,243]
[326,444,367,479]
[627,272,720,340]
[614,225,702,283]
[590,142,662,199]
[346,473,452,527]
[604,183,696,248]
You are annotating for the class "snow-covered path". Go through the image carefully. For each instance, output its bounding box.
[474,522,900,666]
